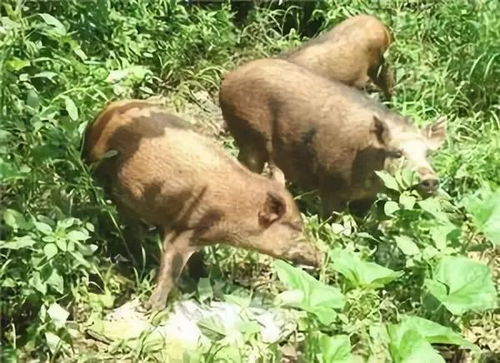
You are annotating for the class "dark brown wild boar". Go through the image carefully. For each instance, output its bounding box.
[219,59,446,217]
[283,14,395,99]
[83,100,321,310]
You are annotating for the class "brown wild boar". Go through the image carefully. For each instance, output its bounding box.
[219,59,446,217]
[83,100,321,310]
[283,14,395,99]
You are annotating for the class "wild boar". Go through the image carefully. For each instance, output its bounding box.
[83,99,321,310]
[283,14,395,99]
[219,59,446,217]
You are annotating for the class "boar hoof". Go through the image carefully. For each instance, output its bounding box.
[147,288,168,312]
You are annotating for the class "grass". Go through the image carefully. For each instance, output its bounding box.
[0,0,498,361]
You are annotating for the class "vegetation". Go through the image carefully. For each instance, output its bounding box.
[0,0,498,361]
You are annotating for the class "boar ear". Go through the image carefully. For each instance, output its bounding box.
[371,114,391,146]
[258,192,286,227]
[424,116,447,150]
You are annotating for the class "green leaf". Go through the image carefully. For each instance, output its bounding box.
[197,277,213,302]
[224,294,251,308]
[106,66,151,84]
[106,69,129,83]
[29,272,47,294]
[128,65,152,81]
[26,89,40,109]
[0,129,12,142]
[32,71,57,82]
[39,13,66,36]
[424,256,497,315]
[240,321,261,338]
[85,223,95,232]
[70,41,88,61]
[418,198,449,222]
[315,334,352,363]
[397,316,476,349]
[58,218,76,229]
[329,223,345,234]
[368,324,391,361]
[388,316,477,363]
[197,314,234,338]
[0,160,24,181]
[394,236,420,256]
[422,246,439,260]
[42,236,56,243]
[399,194,416,209]
[210,345,243,363]
[70,250,91,268]
[430,224,456,251]
[1,17,20,31]
[45,331,63,354]
[39,105,59,122]
[55,238,67,252]
[77,243,97,256]
[384,201,399,216]
[398,168,419,189]
[67,230,89,242]
[388,326,444,363]
[2,277,16,288]
[6,57,30,71]
[46,269,64,294]
[0,236,35,250]
[274,260,345,325]
[88,290,115,309]
[44,243,58,260]
[63,96,78,121]
[375,170,399,191]
[47,302,69,329]
[330,249,401,288]
[35,221,53,235]
[74,47,87,61]
[461,188,500,245]
[3,209,28,230]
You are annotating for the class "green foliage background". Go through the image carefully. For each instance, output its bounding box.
[0,0,498,361]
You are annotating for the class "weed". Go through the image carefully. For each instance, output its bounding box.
[0,0,498,361]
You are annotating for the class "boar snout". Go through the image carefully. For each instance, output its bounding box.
[283,240,322,268]
[414,166,440,195]
[418,177,440,195]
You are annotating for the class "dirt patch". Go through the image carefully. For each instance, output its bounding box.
[147,90,226,139]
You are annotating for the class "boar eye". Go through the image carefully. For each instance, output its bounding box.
[387,149,403,159]
[283,220,303,231]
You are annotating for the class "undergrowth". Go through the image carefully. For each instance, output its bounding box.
[0,0,498,361]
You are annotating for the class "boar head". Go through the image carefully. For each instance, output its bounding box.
[372,115,447,195]
[228,188,321,268]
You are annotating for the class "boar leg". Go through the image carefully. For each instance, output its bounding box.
[149,229,198,311]
[349,198,375,217]
[113,200,149,266]
[319,188,347,219]
[370,60,395,100]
